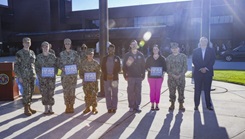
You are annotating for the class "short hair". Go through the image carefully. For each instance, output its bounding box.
[199,37,208,42]
[22,37,31,43]
[41,41,49,47]
[108,44,115,49]
[130,40,137,44]
[64,38,72,44]
[81,44,87,49]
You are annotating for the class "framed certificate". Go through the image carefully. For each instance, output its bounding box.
[41,67,55,77]
[150,67,163,77]
[65,65,77,75]
[84,72,96,82]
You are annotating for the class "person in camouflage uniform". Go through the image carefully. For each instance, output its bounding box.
[49,43,56,56]
[14,37,37,116]
[166,42,187,111]
[79,48,101,114]
[59,38,80,113]
[35,41,58,115]
[80,44,87,63]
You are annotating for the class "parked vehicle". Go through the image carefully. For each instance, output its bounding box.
[220,45,245,61]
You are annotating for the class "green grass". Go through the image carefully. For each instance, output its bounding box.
[186,70,245,85]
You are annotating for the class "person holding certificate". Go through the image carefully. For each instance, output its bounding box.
[166,42,187,111]
[145,44,166,111]
[35,41,57,114]
[59,38,80,113]
[79,48,101,114]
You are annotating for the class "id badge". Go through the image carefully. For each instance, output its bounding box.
[65,65,77,75]
[41,67,55,77]
[84,72,96,82]
[150,67,162,77]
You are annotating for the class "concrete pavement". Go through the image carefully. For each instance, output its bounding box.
[0,74,245,139]
[0,56,245,139]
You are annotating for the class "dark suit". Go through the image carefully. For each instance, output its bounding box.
[192,47,216,108]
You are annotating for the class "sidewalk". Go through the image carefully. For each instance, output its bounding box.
[1,56,245,71]
[0,74,245,139]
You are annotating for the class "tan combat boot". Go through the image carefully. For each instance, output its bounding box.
[69,104,74,113]
[65,104,70,113]
[169,102,175,111]
[24,105,32,116]
[179,103,185,111]
[92,107,98,114]
[28,104,37,114]
[83,107,91,114]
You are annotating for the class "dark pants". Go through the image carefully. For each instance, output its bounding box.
[194,74,213,108]
[127,77,142,109]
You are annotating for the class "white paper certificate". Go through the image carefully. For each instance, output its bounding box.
[150,67,163,77]
[65,65,77,75]
[41,67,55,77]
[84,72,96,82]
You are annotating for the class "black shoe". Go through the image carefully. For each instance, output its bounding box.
[151,106,154,111]
[155,106,159,111]
[112,109,116,113]
[207,107,213,111]
[194,106,198,110]
[108,109,112,113]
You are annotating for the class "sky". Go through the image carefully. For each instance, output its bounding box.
[0,0,191,10]
[72,0,191,11]
[0,0,8,6]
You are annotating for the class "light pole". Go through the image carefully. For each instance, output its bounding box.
[201,0,210,40]
[98,0,109,97]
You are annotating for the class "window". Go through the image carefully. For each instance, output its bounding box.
[134,15,174,27]
[210,15,233,24]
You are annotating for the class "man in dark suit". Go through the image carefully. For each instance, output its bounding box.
[192,37,216,111]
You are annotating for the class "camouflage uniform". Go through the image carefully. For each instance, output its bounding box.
[14,49,36,105]
[59,50,80,105]
[80,50,87,63]
[35,53,57,106]
[49,48,56,56]
[166,53,187,103]
[79,59,101,108]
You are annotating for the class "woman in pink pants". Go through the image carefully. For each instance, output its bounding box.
[145,44,166,110]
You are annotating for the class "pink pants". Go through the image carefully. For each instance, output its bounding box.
[148,78,163,103]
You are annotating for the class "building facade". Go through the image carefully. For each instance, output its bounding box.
[0,0,244,56]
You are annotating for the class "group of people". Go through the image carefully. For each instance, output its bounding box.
[14,36,215,117]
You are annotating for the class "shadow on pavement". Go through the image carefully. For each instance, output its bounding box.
[11,104,86,139]
[127,111,156,139]
[193,93,228,139]
[99,112,136,138]
[67,112,114,139]
[155,110,183,139]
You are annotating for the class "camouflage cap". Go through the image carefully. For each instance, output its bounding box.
[86,48,94,55]
[170,42,179,49]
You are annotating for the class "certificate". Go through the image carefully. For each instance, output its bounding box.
[150,67,163,77]
[65,65,77,75]
[84,72,96,82]
[41,67,55,77]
